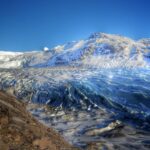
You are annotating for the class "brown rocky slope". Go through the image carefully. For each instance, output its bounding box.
[0,91,78,150]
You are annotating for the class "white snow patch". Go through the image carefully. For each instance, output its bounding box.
[0,51,23,62]
[54,45,65,52]
[0,60,23,69]
[67,40,85,51]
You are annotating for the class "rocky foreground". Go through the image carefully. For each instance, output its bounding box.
[0,91,78,150]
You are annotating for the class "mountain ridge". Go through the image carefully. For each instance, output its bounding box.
[0,32,150,69]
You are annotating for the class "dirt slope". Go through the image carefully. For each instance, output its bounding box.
[0,91,78,150]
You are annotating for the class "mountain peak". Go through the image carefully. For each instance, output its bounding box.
[88,32,105,39]
[89,32,131,40]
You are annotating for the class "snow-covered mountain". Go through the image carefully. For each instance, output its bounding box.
[0,33,150,124]
[0,32,150,69]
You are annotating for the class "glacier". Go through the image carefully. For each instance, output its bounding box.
[0,32,150,127]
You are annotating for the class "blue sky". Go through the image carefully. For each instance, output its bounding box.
[0,0,150,51]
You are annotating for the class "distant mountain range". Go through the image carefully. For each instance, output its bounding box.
[0,32,150,69]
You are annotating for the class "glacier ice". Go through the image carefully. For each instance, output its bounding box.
[0,33,150,124]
